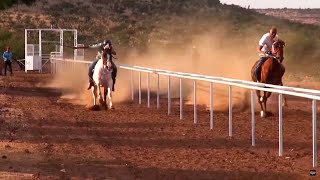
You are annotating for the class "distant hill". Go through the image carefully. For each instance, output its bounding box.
[255,9,320,26]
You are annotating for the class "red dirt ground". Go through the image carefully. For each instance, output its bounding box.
[0,69,319,180]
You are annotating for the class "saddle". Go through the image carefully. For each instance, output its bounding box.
[254,54,283,82]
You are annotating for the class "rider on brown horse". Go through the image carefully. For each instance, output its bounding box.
[251,27,286,117]
[255,27,279,82]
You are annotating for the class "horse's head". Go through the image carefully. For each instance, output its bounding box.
[272,39,285,63]
[102,53,112,71]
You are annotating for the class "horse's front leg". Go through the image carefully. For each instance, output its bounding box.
[92,86,97,105]
[107,87,113,109]
[97,84,103,105]
[103,88,107,103]
[282,95,287,107]
[261,91,272,117]
[256,90,264,117]
[261,90,272,118]
[280,82,288,107]
[259,91,268,118]
[100,87,107,110]
[261,99,267,118]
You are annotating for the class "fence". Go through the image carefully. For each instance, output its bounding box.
[50,57,320,168]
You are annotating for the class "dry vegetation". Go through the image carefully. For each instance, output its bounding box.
[1,0,320,80]
[0,0,220,46]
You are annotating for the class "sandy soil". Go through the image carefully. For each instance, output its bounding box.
[0,69,319,180]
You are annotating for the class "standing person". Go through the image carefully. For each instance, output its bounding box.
[2,47,13,76]
[255,27,279,82]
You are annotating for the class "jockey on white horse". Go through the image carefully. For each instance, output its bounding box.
[91,51,114,109]
[87,39,117,91]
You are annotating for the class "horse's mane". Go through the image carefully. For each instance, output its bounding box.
[273,39,285,47]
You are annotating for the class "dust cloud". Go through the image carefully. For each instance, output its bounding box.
[122,26,260,111]
[45,25,262,111]
[45,59,131,107]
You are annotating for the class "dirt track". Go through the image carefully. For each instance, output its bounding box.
[0,70,319,180]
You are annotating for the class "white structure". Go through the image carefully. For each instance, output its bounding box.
[50,57,320,168]
[74,43,85,60]
[25,43,41,72]
[24,28,83,72]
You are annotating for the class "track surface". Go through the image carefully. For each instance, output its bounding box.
[0,71,319,179]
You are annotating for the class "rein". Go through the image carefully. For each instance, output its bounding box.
[272,49,279,55]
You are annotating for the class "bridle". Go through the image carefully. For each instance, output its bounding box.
[101,48,113,71]
[272,40,285,63]
[102,57,112,71]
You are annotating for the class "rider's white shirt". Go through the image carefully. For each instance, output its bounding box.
[259,33,273,52]
[259,33,278,53]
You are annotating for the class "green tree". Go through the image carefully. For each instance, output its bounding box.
[0,30,24,60]
[0,0,36,10]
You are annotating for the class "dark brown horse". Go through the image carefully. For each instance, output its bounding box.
[251,39,286,118]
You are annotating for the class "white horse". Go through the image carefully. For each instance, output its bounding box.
[91,57,114,110]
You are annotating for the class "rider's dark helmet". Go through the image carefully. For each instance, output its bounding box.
[103,39,112,46]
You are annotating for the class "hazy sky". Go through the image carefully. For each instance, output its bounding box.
[219,0,320,9]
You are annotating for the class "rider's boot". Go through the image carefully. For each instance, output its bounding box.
[255,66,261,83]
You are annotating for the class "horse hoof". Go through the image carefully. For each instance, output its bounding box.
[89,105,101,111]
[259,97,264,102]
[110,106,115,110]
[260,111,274,118]
[100,103,107,110]
[260,111,266,118]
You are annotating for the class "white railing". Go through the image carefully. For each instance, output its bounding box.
[50,57,319,168]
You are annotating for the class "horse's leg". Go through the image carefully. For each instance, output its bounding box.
[262,100,267,118]
[98,85,103,105]
[104,88,107,102]
[107,87,113,109]
[280,82,288,107]
[259,91,268,118]
[92,85,97,106]
[256,90,264,117]
[101,87,107,110]
[260,94,266,118]
[265,91,273,117]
